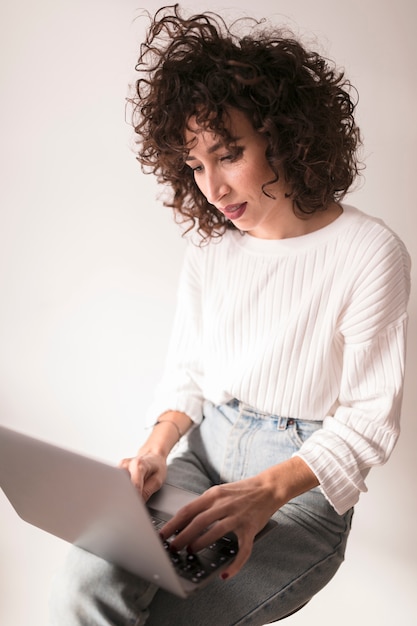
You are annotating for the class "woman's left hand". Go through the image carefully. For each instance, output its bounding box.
[160,457,319,579]
[159,474,279,580]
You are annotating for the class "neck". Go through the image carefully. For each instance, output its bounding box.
[249,202,343,240]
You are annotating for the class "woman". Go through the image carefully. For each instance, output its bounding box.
[50,5,410,624]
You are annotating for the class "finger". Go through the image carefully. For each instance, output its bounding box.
[161,500,220,545]
[141,473,164,501]
[119,458,140,486]
[118,457,131,472]
[160,498,203,539]
[181,517,234,554]
[121,458,146,494]
[170,508,236,554]
[219,538,252,580]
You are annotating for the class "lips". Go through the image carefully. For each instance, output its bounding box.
[220,202,247,220]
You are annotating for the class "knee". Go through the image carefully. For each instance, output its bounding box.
[49,547,110,623]
[49,547,157,626]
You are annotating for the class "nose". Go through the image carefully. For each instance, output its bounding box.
[200,169,230,206]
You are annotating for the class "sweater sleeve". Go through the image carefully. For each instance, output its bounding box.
[146,244,206,425]
[295,231,411,514]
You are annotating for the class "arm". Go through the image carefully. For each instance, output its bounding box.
[145,244,206,427]
[120,246,204,499]
[295,319,409,513]
[296,233,411,514]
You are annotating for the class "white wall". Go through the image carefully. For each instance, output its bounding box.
[0,1,415,624]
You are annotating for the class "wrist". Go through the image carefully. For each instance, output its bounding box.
[153,418,183,442]
[140,411,193,458]
[261,457,320,509]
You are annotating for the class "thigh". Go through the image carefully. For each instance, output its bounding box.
[50,498,352,626]
[165,436,218,494]
[145,496,353,626]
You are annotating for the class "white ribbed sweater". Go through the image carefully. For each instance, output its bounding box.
[148,205,411,514]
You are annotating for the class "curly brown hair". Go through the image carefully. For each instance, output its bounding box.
[131,4,362,241]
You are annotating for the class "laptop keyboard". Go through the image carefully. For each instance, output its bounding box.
[149,508,238,584]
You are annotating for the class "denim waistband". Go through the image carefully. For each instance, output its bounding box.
[226,398,297,430]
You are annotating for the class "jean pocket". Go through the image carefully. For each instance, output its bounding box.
[207,400,238,426]
[289,419,323,449]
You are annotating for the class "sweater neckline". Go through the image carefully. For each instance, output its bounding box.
[230,204,357,255]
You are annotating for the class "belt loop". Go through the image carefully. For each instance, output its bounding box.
[276,416,289,430]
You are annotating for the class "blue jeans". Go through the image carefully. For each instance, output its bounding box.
[49,400,353,625]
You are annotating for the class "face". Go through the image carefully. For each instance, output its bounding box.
[184,108,295,239]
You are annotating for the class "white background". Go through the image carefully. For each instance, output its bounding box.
[0,1,416,624]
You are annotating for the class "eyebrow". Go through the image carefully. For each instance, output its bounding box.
[185,137,242,162]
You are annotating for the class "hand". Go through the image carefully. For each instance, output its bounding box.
[160,475,278,579]
[119,452,167,502]
[160,457,319,579]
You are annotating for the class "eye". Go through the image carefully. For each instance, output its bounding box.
[220,146,244,163]
[185,162,203,174]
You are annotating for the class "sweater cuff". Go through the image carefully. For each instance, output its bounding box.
[293,439,368,515]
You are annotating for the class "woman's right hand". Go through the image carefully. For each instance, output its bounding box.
[119,452,167,502]
[119,411,193,501]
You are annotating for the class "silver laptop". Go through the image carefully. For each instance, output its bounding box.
[0,424,276,598]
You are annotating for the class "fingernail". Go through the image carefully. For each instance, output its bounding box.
[221,572,229,580]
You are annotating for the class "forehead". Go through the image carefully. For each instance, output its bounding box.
[184,108,255,150]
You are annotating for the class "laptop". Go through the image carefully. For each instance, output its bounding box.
[0,424,276,598]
